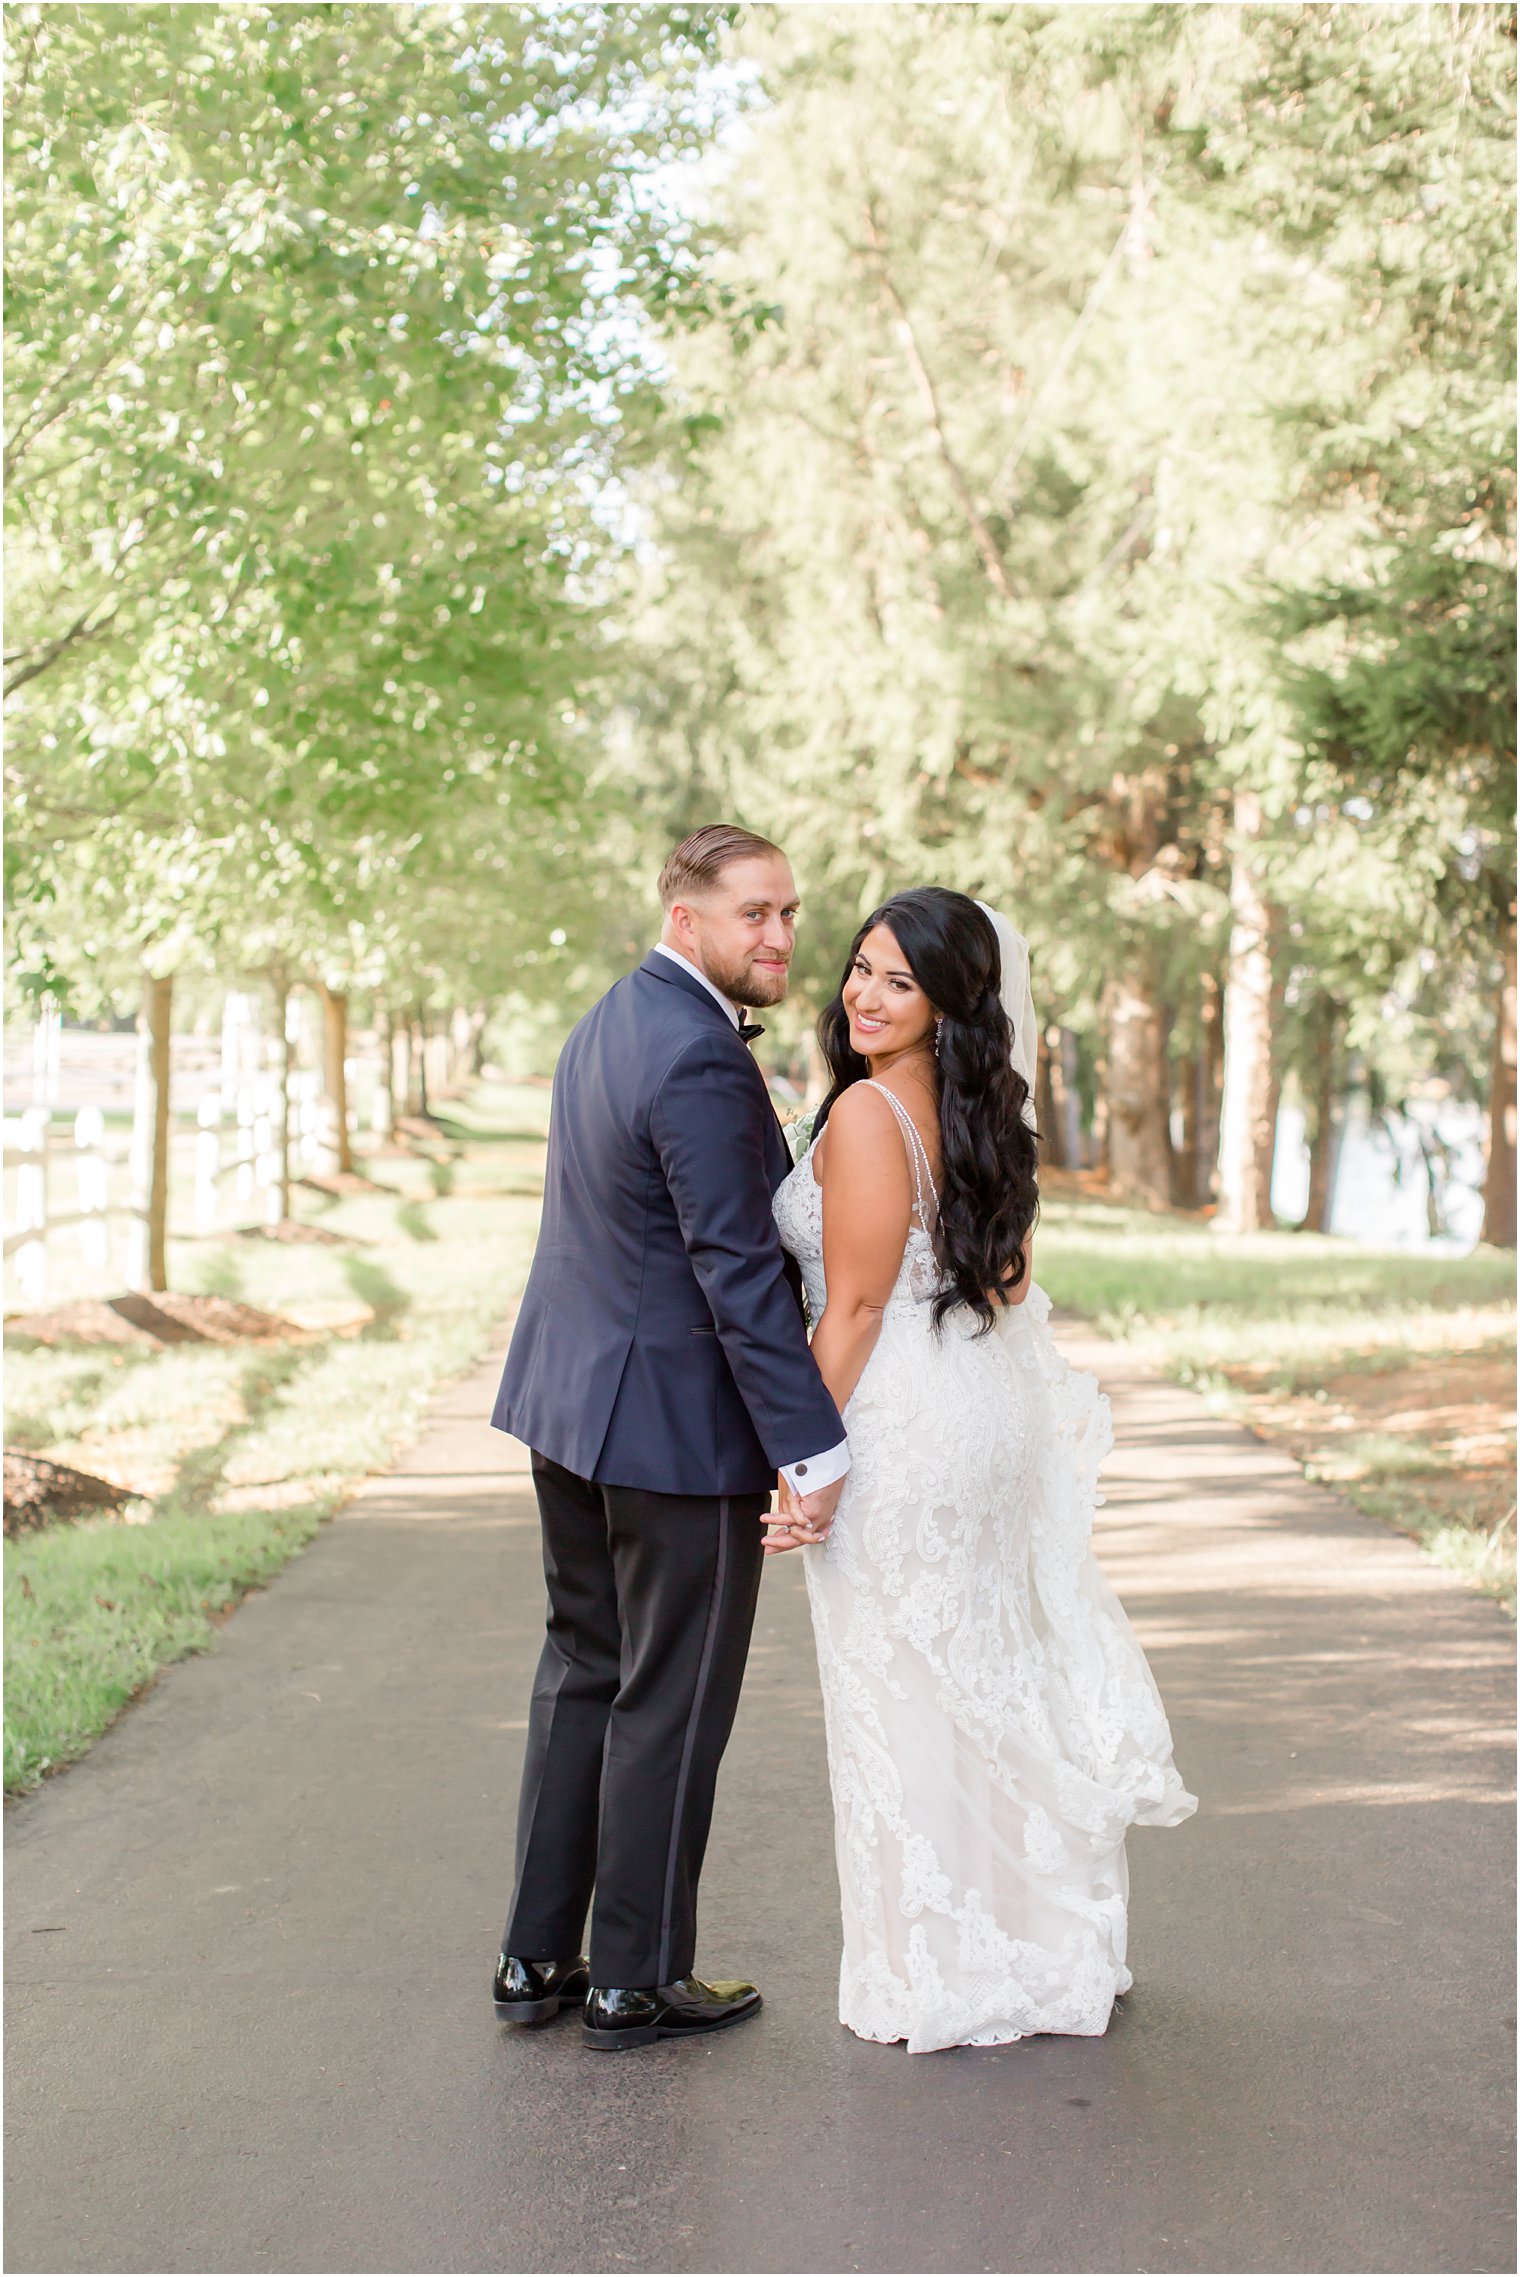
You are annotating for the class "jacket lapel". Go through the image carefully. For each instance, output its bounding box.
[638,951,793,1185]
[639,948,735,1027]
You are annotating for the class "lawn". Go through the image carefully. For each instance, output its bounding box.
[4,1081,549,1791]
[1035,1187,1517,1614]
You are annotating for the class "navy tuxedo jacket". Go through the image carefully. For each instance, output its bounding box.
[492,952,844,1496]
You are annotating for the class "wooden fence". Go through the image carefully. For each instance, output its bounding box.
[3,998,378,1308]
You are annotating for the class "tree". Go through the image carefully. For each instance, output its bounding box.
[6,2,737,1268]
[126,971,174,1291]
[627,7,1260,1202]
[629,2,1512,1242]
[5,1,731,973]
[1215,792,1279,1231]
[1187,2,1516,1238]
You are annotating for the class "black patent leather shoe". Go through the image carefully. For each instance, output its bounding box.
[492,1952,589,2025]
[582,1974,762,2051]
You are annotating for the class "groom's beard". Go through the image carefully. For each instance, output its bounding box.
[698,946,791,1009]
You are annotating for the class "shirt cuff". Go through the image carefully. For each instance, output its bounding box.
[779,1438,850,1496]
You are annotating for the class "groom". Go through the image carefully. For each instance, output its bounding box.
[490,824,847,2051]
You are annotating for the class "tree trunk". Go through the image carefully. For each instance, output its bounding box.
[1481,888,1517,1247]
[1158,996,1178,1202]
[400,1015,420,1117]
[1197,968,1224,1209]
[1414,1124,1449,1241]
[1055,1027,1085,1168]
[1104,963,1171,1207]
[427,1020,449,1103]
[1091,1073,1109,1182]
[128,973,173,1292]
[805,1026,830,1105]
[414,1008,429,1118]
[1300,997,1344,1235]
[271,974,292,1221]
[1172,1052,1199,1209]
[1217,793,1280,1232]
[467,1005,489,1077]
[1036,1030,1064,1167]
[319,985,354,1175]
[449,1005,484,1084]
[373,1007,395,1135]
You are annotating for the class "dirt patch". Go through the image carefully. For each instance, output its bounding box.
[234,1218,364,1248]
[4,1452,144,1537]
[4,1293,320,1351]
[276,1298,376,1336]
[1227,1351,1516,1536]
[1322,1351,1512,1434]
[5,1301,149,1350]
[296,1171,396,1198]
[1039,1166,1211,1219]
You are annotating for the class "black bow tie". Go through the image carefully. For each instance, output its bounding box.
[737,1019,765,1045]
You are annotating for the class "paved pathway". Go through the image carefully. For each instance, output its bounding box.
[5,1327,1513,2275]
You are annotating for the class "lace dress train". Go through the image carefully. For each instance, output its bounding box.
[772,1086,1195,2054]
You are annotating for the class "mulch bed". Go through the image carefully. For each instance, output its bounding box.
[234,1218,364,1248]
[1039,1166,1212,1219]
[389,1112,467,1145]
[4,1451,144,1538]
[296,1170,395,1198]
[4,1292,321,1350]
[1232,1350,1517,1538]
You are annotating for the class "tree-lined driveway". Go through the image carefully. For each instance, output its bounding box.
[5,1327,1513,2275]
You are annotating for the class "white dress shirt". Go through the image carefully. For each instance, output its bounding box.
[652,940,849,1499]
[652,940,744,1024]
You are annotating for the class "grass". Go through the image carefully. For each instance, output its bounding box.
[1036,1192,1517,1615]
[4,1081,549,1792]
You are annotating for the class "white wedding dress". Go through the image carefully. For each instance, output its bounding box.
[773,1083,1195,2054]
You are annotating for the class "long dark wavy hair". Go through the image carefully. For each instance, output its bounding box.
[814,888,1039,1333]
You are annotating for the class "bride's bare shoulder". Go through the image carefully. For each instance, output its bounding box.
[823,1082,902,1139]
[816,1083,913,1185]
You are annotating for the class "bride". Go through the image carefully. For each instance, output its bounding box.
[769,888,1195,2054]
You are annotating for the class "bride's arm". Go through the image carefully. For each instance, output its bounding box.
[809,1084,914,1415]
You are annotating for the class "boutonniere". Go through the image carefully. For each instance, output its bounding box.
[787,1107,818,1164]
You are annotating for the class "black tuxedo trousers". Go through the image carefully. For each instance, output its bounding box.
[504,1453,768,1988]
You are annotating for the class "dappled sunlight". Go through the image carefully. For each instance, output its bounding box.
[393,1198,438,1244]
[1089,1361,1514,1830]
[1046,1204,1516,1614]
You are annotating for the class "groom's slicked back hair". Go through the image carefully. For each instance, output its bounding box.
[658,823,786,907]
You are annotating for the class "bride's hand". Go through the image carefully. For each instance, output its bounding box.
[764,1476,813,1555]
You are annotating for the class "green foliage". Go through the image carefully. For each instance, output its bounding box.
[1201,5,1517,965]
[623,9,1280,1038]
[5,0,1512,1156]
[622,2,1514,1130]
[4,2,728,1009]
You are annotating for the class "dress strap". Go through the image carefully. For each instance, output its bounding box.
[862,1080,940,1224]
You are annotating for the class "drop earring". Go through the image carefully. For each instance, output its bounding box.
[933,1017,945,1060]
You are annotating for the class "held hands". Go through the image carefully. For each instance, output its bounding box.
[762,1478,805,1556]
[763,1472,843,1556]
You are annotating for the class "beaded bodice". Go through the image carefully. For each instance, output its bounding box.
[772,1081,944,1323]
